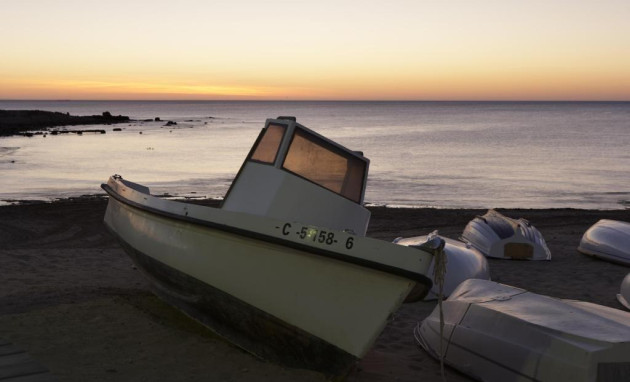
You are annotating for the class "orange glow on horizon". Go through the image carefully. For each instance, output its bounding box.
[2,67,628,101]
[0,78,281,100]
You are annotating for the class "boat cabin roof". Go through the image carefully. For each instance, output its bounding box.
[238,117,369,204]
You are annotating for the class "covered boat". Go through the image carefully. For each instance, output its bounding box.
[578,219,630,266]
[461,209,551,260]
[102,117,436,376]
[394,232,490,300]
[415,279,630,382]
[618,273,630,310]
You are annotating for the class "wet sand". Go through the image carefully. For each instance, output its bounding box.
[1,197,629,381]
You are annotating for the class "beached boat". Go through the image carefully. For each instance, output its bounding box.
[101,117,436,376]
[394,232,490,300]
[415,279,630,382]
[461,209,551,260]
[578,219,630,266]
[618,273,630,310]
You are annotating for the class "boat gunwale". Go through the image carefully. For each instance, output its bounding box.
[101,182,433,286]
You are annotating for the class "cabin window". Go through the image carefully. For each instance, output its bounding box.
[250,124,286,164]
[283,129,366,203]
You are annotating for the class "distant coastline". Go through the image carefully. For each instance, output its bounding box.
[0,109,130,136]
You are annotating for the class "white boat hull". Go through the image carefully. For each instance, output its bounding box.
[102,177,433,375]
[415,279,630,382]
[394,234,490,300]
[462,209,551,260]
[578,219,630,266]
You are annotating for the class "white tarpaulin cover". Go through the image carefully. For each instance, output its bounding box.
[416,279,630,382]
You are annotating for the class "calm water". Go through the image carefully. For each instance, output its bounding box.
[1,100,629,209]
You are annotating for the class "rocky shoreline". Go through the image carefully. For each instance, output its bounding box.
[0,110,131,136]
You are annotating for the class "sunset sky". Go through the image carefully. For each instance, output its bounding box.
[2,0,629,101]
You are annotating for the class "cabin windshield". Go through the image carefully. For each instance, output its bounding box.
[282,128,366,203]
[250,123,286,164]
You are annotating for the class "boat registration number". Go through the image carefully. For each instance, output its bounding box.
[278,223,354,249]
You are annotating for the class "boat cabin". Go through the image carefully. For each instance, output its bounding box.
[222,117,371,236]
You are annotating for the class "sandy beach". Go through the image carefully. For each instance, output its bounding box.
[1,196,629,381]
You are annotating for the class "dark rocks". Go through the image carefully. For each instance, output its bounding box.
[46,129,106,136]
[0,110,131,136]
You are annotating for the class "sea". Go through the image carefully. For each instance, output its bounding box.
[1,100,629,209]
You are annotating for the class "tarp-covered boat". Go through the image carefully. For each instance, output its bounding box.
[415,279,630,382]
[618,273,630,310]
[102,117,436,376]
[578,219,630,266]
[461,209,551,260]
[394,232,490,300]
